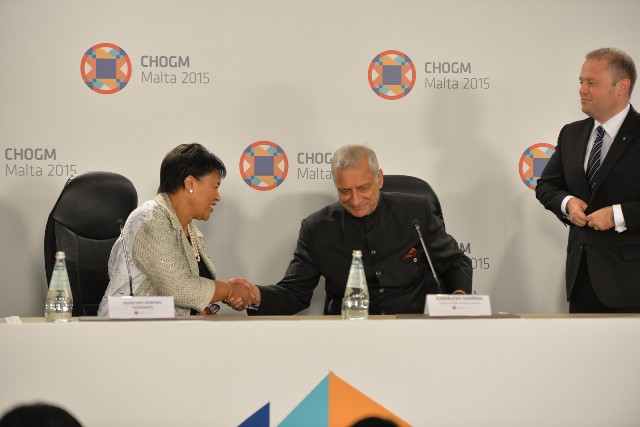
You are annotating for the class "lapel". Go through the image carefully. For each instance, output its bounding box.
[573,120,594,198]
[591,106,640,197]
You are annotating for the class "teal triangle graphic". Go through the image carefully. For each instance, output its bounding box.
[278,375,329,427]
[239,402,270,427]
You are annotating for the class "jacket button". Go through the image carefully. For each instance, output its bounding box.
[375,271,382,277]
[370,250,377,255]
[580,244,586,250]
[379,288,385,293]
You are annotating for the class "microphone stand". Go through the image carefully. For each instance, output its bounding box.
[412,219,445,294]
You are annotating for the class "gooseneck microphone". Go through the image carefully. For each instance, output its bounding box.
[411,218,444,294]
[116,219,134,297]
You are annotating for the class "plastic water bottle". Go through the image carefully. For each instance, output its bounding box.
[342,250,370,320]
[45,251,73,322]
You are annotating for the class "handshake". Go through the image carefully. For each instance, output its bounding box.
[223,278,261,311]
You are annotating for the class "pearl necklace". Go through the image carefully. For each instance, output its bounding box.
[186,223,201,262]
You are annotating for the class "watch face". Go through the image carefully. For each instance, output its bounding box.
[206,303,220,315]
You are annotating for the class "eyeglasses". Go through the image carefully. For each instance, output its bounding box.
[204,303,220,315]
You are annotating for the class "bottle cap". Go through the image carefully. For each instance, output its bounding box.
[55,251,66,259]
[352,250,362,257]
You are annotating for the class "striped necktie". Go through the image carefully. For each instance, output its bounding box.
[586,126,605,191]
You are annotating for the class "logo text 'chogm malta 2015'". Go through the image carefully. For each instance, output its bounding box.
[240,141,289,191]
[519,143,556,190]
[80,43,132,94]
[368,50,416,100]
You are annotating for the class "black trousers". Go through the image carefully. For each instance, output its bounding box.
[570,252,640,313]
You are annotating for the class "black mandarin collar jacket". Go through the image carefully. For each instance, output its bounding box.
[254,192,472,315]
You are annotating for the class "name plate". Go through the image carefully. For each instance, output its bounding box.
[108,296,175,319]
[424,294,492,317]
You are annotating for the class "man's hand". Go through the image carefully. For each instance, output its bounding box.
[567,197,588,227]
[586,206,614,231]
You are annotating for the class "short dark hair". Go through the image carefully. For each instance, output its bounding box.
[158,143,227,194]
[351,417,398,427]
[0,403,82,427]
[586,47,637,95]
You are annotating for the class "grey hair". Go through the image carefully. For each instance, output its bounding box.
[331,145,379,182]
[586,47,637,95]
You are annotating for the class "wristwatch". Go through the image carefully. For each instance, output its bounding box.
[204,303,220,315]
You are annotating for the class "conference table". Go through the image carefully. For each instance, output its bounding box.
[1,314,639,426]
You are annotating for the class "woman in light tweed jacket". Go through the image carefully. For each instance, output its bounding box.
[98,143,254,316]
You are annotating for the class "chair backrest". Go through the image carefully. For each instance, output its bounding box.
[44,171,138,316]
[381,174,444,224]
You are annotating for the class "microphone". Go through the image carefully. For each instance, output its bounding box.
[411,218,444,294]
[116,219,134,297]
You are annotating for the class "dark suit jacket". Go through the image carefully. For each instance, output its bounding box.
[251,192,472,315]
[536,106,640,307]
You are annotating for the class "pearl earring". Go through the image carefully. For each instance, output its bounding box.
[189,189,193,194]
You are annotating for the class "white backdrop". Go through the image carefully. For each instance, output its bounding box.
[1,0,639,317]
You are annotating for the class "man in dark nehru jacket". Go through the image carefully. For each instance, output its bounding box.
[237,144,472,315]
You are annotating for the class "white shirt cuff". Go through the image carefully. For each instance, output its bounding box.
[561,195,574,217]
[613,204,627,233]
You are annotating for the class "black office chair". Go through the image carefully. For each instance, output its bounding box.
[44,171,138,316]
[381,174,444,224]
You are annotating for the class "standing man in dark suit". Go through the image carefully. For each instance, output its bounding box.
[234,144,472,315]
[537,48,640,313]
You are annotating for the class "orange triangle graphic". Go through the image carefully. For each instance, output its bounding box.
[328,372,411,427]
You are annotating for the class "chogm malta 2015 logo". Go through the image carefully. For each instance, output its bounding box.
[519,143,556,190]
[239,141,289,191]
[80,43,132,94]
[368,50,416,100]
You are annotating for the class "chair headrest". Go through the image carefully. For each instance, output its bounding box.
[50,171,138,240]
[381,175,436,198]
